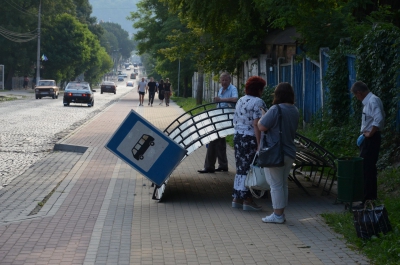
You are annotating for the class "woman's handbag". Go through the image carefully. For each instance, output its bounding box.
[258,104,284,168]
[245,153,270,199]
[352,201,392,239]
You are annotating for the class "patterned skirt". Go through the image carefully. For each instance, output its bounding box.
[232,133,257,200]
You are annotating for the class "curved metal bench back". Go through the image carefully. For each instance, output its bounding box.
[164,102,235,155]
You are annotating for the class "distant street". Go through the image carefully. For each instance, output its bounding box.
[0,72,139,188]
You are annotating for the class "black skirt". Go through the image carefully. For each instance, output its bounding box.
[158,90,164,100]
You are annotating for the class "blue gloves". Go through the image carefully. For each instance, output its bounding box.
[357,134,365,147]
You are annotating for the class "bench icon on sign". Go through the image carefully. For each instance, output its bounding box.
[132,134,155,160]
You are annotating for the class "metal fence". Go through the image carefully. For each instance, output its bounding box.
[192,49,399,129]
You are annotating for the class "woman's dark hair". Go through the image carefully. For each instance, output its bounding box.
[245,76,266,97]
[159,79,164,84]
[273,82,295,104]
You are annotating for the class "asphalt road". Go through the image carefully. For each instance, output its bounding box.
[0,76,137,188]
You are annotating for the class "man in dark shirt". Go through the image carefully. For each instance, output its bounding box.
[147,77,158,107]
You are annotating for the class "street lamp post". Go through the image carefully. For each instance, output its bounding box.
[36,0,41,86]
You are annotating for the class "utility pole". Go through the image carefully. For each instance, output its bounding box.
[36,0,41,86]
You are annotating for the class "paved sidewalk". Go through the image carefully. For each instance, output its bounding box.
[0,90,370,264]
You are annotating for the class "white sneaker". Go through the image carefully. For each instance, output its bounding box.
[262,213,285,224]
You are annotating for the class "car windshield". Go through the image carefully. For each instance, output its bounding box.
[38,81,54,86]
[67,84,89,90]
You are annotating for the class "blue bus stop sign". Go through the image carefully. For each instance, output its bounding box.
[105,110,187,186]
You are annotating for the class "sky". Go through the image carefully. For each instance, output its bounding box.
[89,0,140,36]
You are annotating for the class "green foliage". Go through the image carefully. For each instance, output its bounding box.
[161,0,267,73]
[128,0,195,94]
[100,22,135,59]
[324,42,355,126]
[298,110,360,158]
[0,0,112,87]
[322,167,400,265]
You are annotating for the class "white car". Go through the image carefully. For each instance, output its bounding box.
[126,81,134,87]
[126,67,131,70]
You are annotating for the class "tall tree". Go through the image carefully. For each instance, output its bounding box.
[128,0,195,96]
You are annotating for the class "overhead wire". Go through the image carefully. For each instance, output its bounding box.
[1,0,39,42]
[4,0,38,17]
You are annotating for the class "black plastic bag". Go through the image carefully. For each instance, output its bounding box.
[352,203,392,239]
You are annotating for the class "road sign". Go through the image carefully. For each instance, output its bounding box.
[105,110,187,186]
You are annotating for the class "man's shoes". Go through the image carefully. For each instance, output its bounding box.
[197,168,215,173]
[215,167,228,172]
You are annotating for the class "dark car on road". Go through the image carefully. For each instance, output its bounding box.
[101,81,117,94]
[63,81,94,107]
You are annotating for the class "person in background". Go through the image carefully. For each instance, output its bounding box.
[32,76,36,89]
[23,76,29,90]
[351,81,385,208]
[198,72,238,173]
[164,78,172,106]
[258,82,299,223]
[232,76,267,211]
[137,77,147,106]
[158,79,165,105]
[147,77,157,107]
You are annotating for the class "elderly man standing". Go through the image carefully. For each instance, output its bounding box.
[351,81,385,207]
[198,72,238,173]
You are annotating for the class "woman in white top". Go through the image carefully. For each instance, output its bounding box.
[232,76,267,211]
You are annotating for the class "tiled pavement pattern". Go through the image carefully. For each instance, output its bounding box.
[0,90,370,264]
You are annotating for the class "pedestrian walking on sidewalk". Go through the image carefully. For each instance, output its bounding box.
[258,82,299,223]
[147,77,157,107]
[158,79,165,105]
[351,81,385,208]
[232,76,267,211]
[137,77,147,106]
[164,78,171,106]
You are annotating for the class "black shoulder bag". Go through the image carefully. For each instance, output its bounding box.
[257,104,284,168]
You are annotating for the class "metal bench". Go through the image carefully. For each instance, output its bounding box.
[292,133,337,195]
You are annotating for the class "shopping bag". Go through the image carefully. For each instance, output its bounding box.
[352,202,392,239]
[245,153,270,198]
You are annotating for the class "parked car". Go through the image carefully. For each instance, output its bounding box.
[35,80,59,99]
[120,72,128,77]
[63,81,94,107]
[118,75,124,81]
[126,81,134,87]
[101,81,117,94]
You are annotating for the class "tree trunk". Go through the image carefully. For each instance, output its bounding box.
[195,69,203,105]
[183,76,189,98]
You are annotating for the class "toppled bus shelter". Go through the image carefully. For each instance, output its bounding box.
[106,103,337,201]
